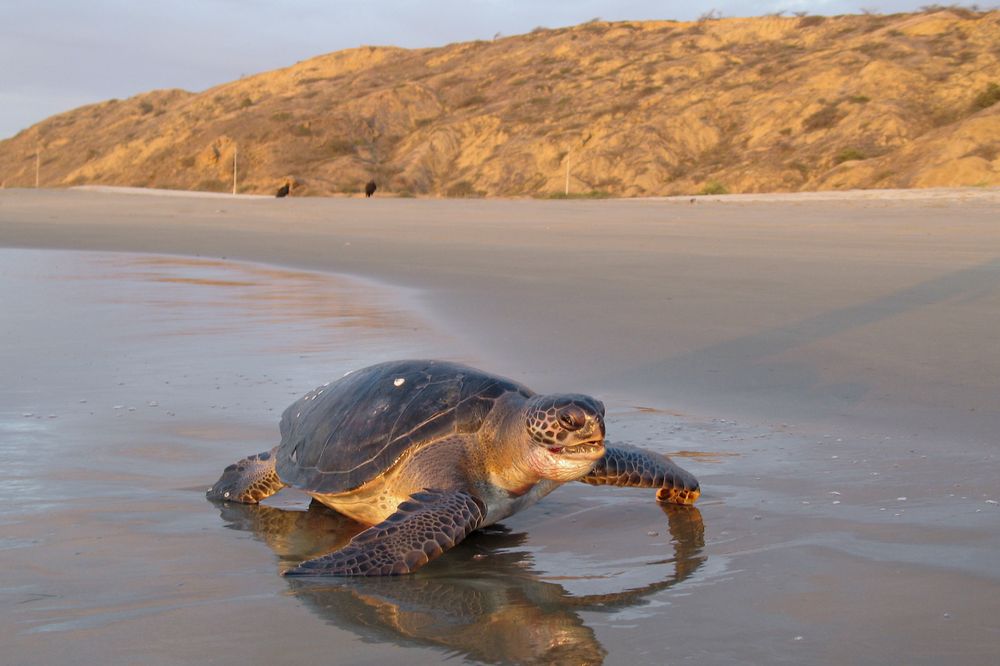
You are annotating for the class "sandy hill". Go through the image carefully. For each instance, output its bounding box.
[2,9,999,197]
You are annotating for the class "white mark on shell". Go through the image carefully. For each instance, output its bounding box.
[393,377,405,387]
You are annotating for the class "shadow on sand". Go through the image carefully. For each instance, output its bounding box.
[615,255,1000,411]
[215,500,706,665]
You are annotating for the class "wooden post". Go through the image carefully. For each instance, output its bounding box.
[232,144,238,195]
[35,145,41,188]
[565,152,570,196]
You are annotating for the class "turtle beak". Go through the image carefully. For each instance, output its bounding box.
[551,437,605,461]
[566,443,606,461]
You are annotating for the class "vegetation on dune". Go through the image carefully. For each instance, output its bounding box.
[972,82,1000,110]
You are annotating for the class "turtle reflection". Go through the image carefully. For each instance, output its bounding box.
[217,500,705,665]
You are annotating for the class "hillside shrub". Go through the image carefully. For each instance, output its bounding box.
[545,190,612,199]
[446,180,484,197]
[972,82,1000,110]
[325,138,356,156]
[963,144,998,161]
[699,180,728,195]
[921,5,989,19]
[803,104,844,132]
[797,15,826,28]
[834,148,866,164]
[458,94,487,108]
[195,179,228,192]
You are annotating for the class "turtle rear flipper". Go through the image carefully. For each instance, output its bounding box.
[207,447,285,503]
[580,443,700,505]
[283,489,486,576]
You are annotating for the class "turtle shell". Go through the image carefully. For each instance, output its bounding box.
[275,360,533,494]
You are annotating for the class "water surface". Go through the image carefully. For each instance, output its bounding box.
[1,249,724,665]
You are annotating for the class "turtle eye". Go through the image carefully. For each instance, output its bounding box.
[558,406,586,431]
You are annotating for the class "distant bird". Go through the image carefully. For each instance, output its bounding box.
[276,182,291,198]
[365,180,377,198]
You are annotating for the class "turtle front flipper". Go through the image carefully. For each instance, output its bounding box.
[284,489,486,576]
[207,447,286,504]
[579,443,700,505]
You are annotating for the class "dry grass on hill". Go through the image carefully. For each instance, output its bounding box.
[1,9,998,197]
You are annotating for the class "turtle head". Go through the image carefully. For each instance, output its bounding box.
[522,394,606,481]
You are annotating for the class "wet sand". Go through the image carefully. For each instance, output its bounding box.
[1,188,999,665]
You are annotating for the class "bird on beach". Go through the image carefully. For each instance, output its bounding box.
[276,182,291,198]
[365,180,377,198]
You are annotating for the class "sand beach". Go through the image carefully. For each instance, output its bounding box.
[1,187,998,664]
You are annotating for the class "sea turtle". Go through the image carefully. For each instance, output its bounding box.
[207,359,700,576]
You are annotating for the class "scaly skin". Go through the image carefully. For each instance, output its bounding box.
[284,489,486,576]
[206,447,285,503]
[579,443,701,505]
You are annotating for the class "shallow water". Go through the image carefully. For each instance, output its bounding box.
[0,250,718,665]
[2,249,998,665]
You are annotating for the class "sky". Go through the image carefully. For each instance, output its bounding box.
[0,1,963,139]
